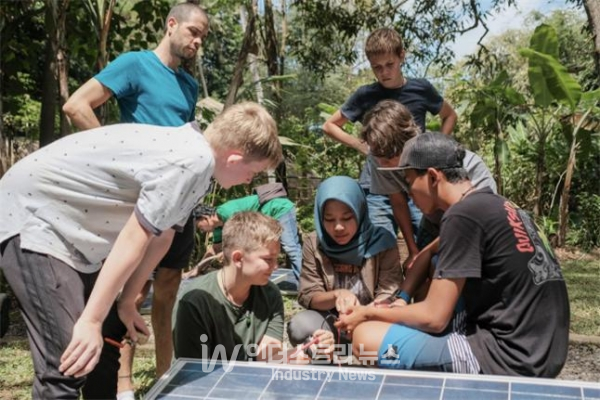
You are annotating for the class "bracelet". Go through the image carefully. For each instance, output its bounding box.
[395,290,411,303]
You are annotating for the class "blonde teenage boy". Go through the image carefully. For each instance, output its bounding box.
[63,4,210,396]
[174,212,333,363]
[322,27,457,266]
[0,102,281,399]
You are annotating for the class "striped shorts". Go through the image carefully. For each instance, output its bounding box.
[377,324,481,374]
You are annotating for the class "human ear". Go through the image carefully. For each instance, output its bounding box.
[427,168,440,187]
[231,249,244,267]
[399,50,406,65]
[225,151,244,166]
[167,17,177,33]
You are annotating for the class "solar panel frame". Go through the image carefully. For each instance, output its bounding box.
[144,359,600,400]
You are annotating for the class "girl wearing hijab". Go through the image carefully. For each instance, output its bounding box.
[287,176,402,354]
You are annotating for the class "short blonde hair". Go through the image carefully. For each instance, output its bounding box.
[365,28,404,59]
[204,102,283,169]
[222,211,282,264]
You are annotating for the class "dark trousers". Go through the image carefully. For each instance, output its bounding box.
[0,236,126,399]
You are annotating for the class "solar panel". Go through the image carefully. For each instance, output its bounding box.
[144,359,600,400]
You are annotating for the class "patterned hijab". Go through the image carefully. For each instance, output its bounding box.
[314,176,397,266]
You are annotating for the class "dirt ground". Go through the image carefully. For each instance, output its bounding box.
[558,340,600,382]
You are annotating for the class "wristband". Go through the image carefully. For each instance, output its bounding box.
[395,290,411,303]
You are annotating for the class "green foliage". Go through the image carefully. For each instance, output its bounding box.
[2,94,42,141]
[520,48,582,109]
[567,194,600,251]
[529,23,559,59]
[1,1,46,135]
[275,107,363,234]
[289,0,521,77]
[199,0,246,100]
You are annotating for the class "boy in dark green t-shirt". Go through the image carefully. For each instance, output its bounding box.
[173,212,333,363]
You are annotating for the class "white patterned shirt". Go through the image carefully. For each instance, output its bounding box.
[0,122,213,273]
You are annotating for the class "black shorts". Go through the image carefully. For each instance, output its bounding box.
[158,215,195,269]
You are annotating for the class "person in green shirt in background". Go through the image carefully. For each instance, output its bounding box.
[188,183,303,281]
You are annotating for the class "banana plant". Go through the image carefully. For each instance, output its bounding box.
[467,69,526,195]
[519,24,600,245]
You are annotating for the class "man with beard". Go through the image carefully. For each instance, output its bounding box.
[63,4,209,399]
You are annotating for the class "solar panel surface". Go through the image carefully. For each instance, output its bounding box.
[145,359,600,400]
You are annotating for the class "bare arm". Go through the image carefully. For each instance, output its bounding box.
[63,78,113,130]
[59,212,159,377]
[338,277,464,334]
[118,228,175,342]
[196,214,223,232]
[438,100,457,135]
[389,193,419,260]
[322,110,369,155]
[401,238,438,296]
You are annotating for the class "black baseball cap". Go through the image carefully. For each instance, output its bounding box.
[377,132,464,171]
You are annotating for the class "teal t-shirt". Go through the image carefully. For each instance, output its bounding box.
[212,195,294,243]
[173,270,284,361]
[95,50,198,126]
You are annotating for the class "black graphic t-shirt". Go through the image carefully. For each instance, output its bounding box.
[436,188,570,378]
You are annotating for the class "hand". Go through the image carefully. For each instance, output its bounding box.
[59,319,103,378]
[196,214,221,232]
[334,304,368,338]
[335,289,359,315]
[311,329,335,359]
[390,298,408,308]
[373,297,392,308]
[117,299,150,343]
[181,266,199,280]
[405,246,432,271]
[403,252,417,271]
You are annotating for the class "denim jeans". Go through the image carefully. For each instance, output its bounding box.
[364,190,397,240]
[407,197,423,242]
[277,209,302,281]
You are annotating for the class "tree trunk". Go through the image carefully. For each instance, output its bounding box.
[263,0,287,186]
[39,0,59,147]
[279,0,287,77]
[557,108,592,246]
[0,72,8,177]
[583,0,600,85]
[95,0,116,124]
[494,120,504,195]
[197,54,209,99]
[224,3,256,109]
[57,0,70,137]
[241,2,264,104]
[263,0,280,109]
[533,132,546,217]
